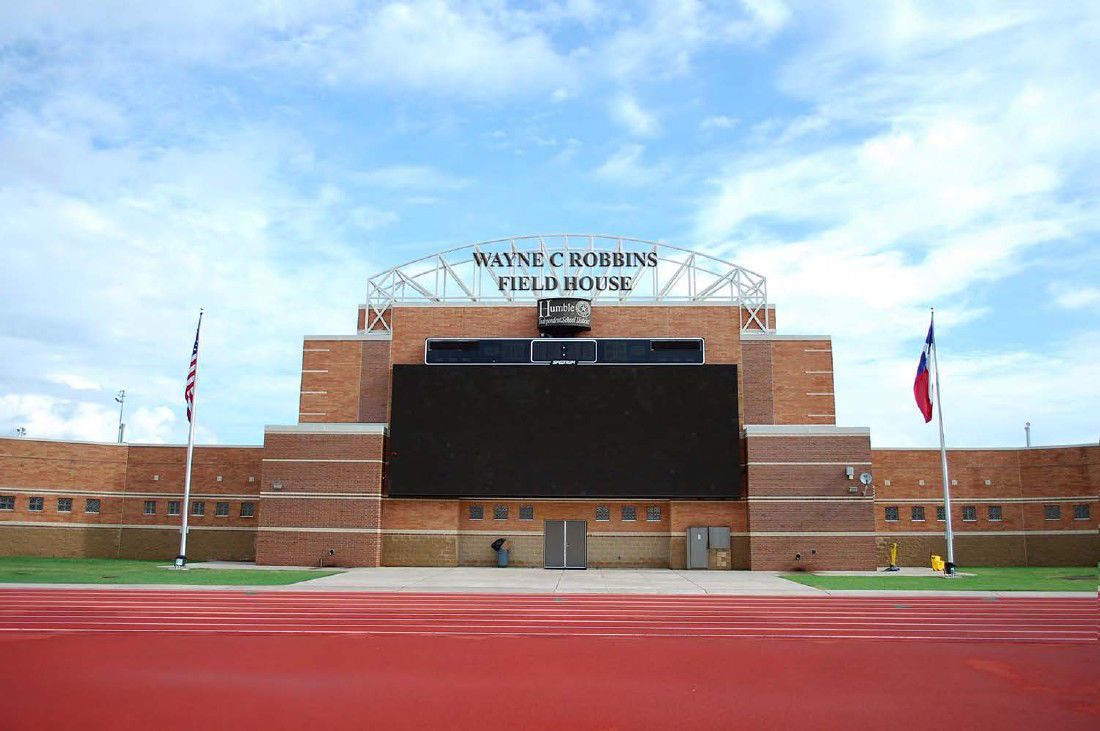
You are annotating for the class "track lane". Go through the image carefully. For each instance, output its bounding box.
[0,588,1092,643]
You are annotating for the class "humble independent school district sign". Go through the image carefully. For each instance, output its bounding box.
[471,249,658,293]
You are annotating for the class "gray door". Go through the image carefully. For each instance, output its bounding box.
[687,527,709,569]
[544,520,566,569]
[544,520,587,569]
[564,520,586,569]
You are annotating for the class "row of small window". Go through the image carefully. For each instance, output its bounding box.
[884,504,1091,522]
[0,496,255,518]
[468,504,663,522]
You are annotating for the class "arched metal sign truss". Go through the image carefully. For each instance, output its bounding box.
[363,234,769,333]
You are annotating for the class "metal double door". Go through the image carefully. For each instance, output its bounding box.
[544,520,587,569]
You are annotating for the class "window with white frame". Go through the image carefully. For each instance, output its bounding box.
[85,498,100,514]
[595,505,610,521]
[0,495,13,511]
[987,505,1002,521]
[884,506,899,522]
[215,501,230,517]
[1073,504,1090,520]
[143,500,156,515]
[936,505,945,521]
[28,496,44,511]
[646,506,661,522]
[240,502,255,518]
[910,506,925,522]
[621,506,636,521]
[519,505,533,520]
[962,505,977,522]
[468,505,483,520]
[57,497,72,513]
[1044,504,1060,521]
[167,500,181,516]
[493,505,508,520]
[191,501,205,516]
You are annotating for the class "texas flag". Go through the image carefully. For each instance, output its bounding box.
[913,319,934,423]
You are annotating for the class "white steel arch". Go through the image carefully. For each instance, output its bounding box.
[363,234,769,332]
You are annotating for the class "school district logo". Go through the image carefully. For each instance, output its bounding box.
[575,301,591,320]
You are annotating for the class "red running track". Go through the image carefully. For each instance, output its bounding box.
[0,588,1096,729]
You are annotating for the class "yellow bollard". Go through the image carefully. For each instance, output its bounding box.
[930,554,945,573]
[886,542,900,572]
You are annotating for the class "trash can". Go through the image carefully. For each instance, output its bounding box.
[491,538,510,568]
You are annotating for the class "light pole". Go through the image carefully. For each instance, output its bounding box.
[14,427,26,437]
[1024,421,1031,448]
[115,390,126,444]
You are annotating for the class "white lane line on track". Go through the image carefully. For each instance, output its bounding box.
[0,627,1089,642]
[3,617,1092,632]
[2,597,1091,611]
[3,610,1093,623]
[0,619,1091,635]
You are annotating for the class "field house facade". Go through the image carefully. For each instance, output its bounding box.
[1,236,1096,570]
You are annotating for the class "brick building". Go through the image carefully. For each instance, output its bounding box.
[1,236,1096,569]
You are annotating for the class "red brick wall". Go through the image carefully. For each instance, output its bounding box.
[256,428,385,567]
[741,337,835,425]
[299,339,364,423]
[0,438,261,560]
[873,446,1098,566]
[745,428,876,570]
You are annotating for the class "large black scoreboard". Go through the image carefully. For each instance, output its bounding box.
[423,337,705,365]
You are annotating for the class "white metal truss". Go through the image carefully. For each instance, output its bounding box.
[363,234,769,333]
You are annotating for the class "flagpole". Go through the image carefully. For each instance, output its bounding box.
[930,308,956,575]
[176,308,203,569]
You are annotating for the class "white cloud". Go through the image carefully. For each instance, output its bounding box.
[45,373,102,391]
[1052,285,1100,310]
[353,165,471,191]
[595,144,664,186]
[700,115,738,131]
[0,394,177,444]
[691,2,1100,446]
[609,94,660,138]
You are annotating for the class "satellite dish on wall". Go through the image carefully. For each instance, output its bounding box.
[859,472,873,486]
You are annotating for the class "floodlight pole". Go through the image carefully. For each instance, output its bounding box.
[115,390,126,444]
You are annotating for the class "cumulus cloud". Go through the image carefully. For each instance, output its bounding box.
[609,94,660,138]
[692,2,1100,446]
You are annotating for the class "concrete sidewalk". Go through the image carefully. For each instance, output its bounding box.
[294,567,824,595]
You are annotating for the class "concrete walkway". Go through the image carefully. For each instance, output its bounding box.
[295,567,824,595]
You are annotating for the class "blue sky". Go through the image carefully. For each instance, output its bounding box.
[0,1,1097,449]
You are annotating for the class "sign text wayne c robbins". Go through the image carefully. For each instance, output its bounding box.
[472,250,658,292]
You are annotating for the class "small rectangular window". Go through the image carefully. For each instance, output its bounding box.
[962,505,977,522]
[1073,504,1090,520]
[240,502,255,518]
[910,506,925,522]
[493,504,508,520]
[646,506,661,522]
[468,505,483,520]
[191,501,205,516]
[595,505,610,521]
[215,501,230,517]
[167,500,181,516]
[987,505,1002,521]
[85,498,100,514]
[621,505,636,521]
[884,506,899,522]
[29,496,44,512]
[1044,504,1060,521]
[519,505,533,521]
[936,505,945,521]
[143,500,156,515]
[0,495,14,511]
[57,497,72,513]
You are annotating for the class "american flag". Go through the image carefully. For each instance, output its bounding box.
[185,311,203,423]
